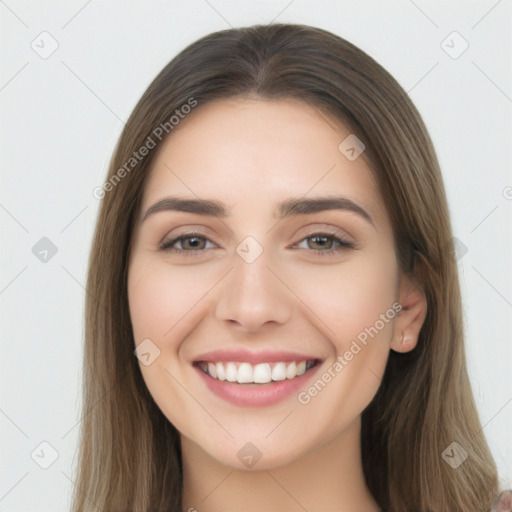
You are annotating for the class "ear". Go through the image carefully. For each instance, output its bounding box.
[390,273,427,353]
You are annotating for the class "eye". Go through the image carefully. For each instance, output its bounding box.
[294,233,354,255]
[160,233,216,252]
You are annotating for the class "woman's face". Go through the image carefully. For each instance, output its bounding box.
[128,98,402,470]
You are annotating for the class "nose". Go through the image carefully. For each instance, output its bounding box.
[214,250,292,332]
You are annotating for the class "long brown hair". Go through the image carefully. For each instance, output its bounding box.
[72,23,500,511]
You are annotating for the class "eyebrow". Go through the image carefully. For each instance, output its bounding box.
[142,197,226,220]
[141,195,373,225]
[278,197,373,224]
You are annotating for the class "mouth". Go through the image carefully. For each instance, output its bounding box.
[192,351,322,407]
[195,360,318,384]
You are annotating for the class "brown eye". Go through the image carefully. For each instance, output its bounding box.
[293,232,355,257]
[160,234,214,251]
[180,236,207,250]
[307,235,336,250]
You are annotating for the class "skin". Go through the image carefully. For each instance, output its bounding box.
[128,98,427,512]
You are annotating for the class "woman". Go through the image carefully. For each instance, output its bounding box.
[72,23,504,511]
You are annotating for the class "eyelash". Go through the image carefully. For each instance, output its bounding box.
[159,231,355,256]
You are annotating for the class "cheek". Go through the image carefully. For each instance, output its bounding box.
[291,248,398,349]
[128,259,215,344]
[289,248,398,414]
[127,258,218,434]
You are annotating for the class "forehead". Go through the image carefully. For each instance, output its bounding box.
[142,98,384,221]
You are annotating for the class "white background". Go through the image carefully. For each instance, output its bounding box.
[1,1,511,510]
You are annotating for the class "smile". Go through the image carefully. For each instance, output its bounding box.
[197,360,317,384]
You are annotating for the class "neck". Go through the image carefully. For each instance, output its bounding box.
[181,417,380,512]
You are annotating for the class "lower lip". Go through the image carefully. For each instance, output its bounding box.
[194,364,321,407]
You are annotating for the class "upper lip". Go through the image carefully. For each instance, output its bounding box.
[193,349,321,365]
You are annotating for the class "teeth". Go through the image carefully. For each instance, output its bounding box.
[216,362,225,381]
[226,362,237,382]
[207,362,217,379]
[253,363,272,384]
[199,360,315,384]
[286,362,296,379]
[237,363,253,383]
[271,362,287,381]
